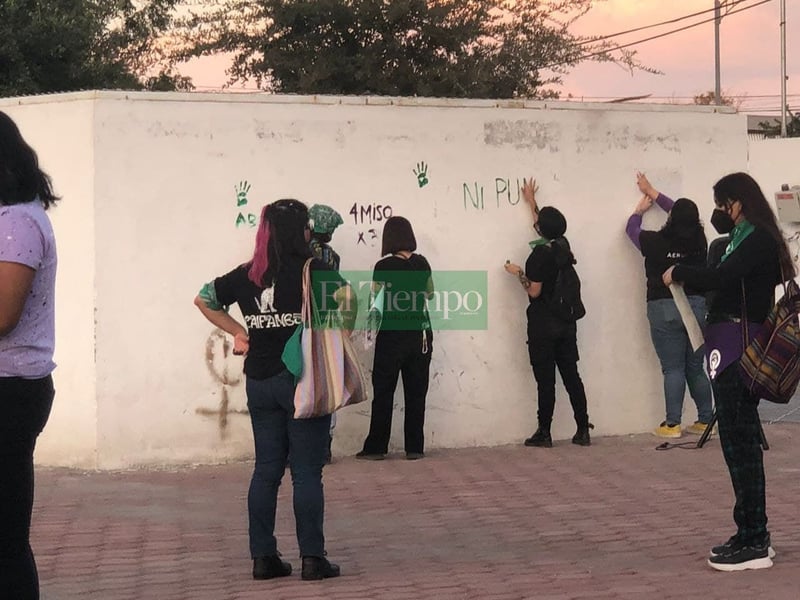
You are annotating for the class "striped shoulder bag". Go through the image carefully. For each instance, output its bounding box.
[291,259,369,418]
[739,267,800,404]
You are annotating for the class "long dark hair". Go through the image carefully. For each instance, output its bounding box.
[660,197,706,255]
[713,172,796,279]
[0,111,59,208]
[247,199,310,287]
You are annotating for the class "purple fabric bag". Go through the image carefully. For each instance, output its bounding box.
[704,321,765,380]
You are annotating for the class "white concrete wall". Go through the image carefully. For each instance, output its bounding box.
[3,92,751,468]
[748,138,800,262]
[0,96,98,467]
[748,138,800,196]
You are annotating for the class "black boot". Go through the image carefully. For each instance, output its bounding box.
[252,555,292,580]
[301,556,341,581]
[325,435,333,465]
[572,422,594,446]
[524,427,552,448]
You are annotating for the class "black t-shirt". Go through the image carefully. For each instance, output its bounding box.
[524,243,573,338]
[525,245,557,307]
[213,255,340,379]
[673,227,781,323]
[373,254,433,333]
[639,230,707,301]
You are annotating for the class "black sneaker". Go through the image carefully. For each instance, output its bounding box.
[524,428,552,448]
[707,543,773,571]
[710,534,775,559]
[355,450,385,460]
[252,555,292,579]
[301,556,341,580]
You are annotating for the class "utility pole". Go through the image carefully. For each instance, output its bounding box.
[714,0,722,105]
[780,0,787,137]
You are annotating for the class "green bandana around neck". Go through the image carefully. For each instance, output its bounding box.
[720,219,755,263]
[528,237,549,250]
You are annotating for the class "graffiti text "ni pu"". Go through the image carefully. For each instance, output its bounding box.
[463,178,524,211]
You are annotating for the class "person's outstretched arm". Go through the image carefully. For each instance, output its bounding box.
[637,171,674,212]
[626,194,654,250]
[521,177,539,224]
[504,260,543,298]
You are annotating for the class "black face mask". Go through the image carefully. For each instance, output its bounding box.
[711,208,735,235]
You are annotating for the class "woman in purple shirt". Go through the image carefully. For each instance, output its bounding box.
[0,111,59,600]
[625,172,712,439]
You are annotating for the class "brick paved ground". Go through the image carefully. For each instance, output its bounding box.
[33,425,800,600]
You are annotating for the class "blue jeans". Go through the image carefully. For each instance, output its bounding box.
[646,297,713,425]
[246,371,331,558]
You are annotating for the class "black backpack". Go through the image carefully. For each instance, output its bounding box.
[547,237,586,322]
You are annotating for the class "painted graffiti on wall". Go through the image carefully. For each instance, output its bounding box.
[196,328,248,438]
[413,162,429,188]
[463,177,525,211]
[234,180,258,228]
[350,202,393,247]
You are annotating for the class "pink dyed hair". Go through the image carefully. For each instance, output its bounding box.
[247,205,271,286]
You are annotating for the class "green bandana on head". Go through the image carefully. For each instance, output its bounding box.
[308,204,344,234]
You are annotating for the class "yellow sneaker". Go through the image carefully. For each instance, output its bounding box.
[686,421,712,436]
[654,422,682,438]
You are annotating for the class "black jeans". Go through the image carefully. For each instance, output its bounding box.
[713,364,768,546]
[362,331,432,455]
[0,376,54,600]
[528,324,588,430]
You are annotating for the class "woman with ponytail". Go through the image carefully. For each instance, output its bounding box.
[194,199,352,582]
[504,178,592,448]
[664,172,796,572]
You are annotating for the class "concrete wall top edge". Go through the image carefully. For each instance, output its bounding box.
[0,89,739,115]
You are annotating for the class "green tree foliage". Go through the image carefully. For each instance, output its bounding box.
[176,0,654,98]
[758,110,800,138]
[0,0,191,98]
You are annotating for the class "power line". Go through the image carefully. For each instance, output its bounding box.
[741,105,800,111]
[577,0,749,45]
[562,94,800,100]
[555,0,775,68]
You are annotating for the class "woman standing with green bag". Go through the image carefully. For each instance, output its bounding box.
[194,199,351,581]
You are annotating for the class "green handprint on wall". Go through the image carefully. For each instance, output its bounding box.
[235,181,251,207]
[413,162,429,188]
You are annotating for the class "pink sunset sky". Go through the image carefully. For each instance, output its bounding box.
[182,0,799,114]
